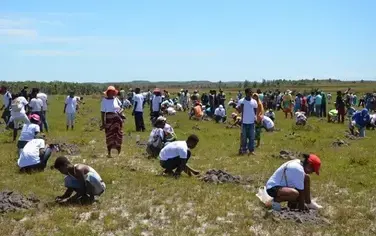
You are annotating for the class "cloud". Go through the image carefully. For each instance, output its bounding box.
[20,50,81,56]
[0,18,31,28]
[0,29,38,37]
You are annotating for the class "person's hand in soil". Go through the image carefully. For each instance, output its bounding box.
[55,196,67,203]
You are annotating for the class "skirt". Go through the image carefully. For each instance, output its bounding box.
[104,113,123,149]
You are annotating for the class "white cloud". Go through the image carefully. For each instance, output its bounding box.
[20,50,81,56]
[0,29,38,37]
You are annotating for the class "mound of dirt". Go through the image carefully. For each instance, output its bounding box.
[284,132,300,139]
[345,133,360,140]
[0,191,39,214]
[200,169,252,184]
[55,143,80,155]
[272,150,301,160]
[270,209,330,225]
[332,139,349,147]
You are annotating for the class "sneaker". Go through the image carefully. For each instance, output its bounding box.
[271,201,281,211]
[306,201,323,210]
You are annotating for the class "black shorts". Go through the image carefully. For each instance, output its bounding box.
[266,186,282,198]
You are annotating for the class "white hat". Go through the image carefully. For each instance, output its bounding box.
[219,105,223,109]
[157,116,167,122]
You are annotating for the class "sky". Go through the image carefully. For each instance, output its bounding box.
[0,0,375,83]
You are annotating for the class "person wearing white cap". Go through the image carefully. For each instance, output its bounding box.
[146,117,166,157]
[214,105,226,123]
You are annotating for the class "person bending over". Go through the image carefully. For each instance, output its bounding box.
[266,154,322,211]
[17,114,41,150]
[54,156,106,204]
[214,105,226,123]
[17,138,57,172]
[159,134,200,178]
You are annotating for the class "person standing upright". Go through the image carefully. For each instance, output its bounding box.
[314,92,322,117]
[64,91,78,130]
[240,88,258,155]
[320,91,327,117]
[36,89,49,132]
[0,86,12,124]
[133,88,145,132]
[336,91,345,123]
[29,93,44,131]
[150,88,162,123]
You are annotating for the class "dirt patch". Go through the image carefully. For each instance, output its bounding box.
[272,150,301,160]
[192,125,201,130]
[200,169,252,184]
[284,132,301,139]
[269,209,330,225]
[84,117,101,132]
[0,191,40,214]
[331,139,349,147]
[55,143,80,155]
[344,132,360,140]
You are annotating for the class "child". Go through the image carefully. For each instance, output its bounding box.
[54,156,106,204]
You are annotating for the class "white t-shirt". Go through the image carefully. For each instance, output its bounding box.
[167,107,176,115]
[262,116,274,129]
[11,96,28,116]
[159,141,188,161]
[101,98,121,113]
[309,96,315,105]
[214,107,226,117]
[152,95,162,112]
[370,114,376,125]
[133,94,144,112]
[18,139,45,168]
[36,93,48,111]
[236,98,244,109]
[241,98,258,124]
[266,160,305,191]
[29,98,43,112]
[65,96,78,113]
[3,91,12,107]
[19,123,40,141]
[164,123,174,134]
[149,128,164,140]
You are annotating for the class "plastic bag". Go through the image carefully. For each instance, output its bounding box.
[256,186,273,207]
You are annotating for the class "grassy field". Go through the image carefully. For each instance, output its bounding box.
[1,90,376,236]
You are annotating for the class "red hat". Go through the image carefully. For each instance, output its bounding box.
[153,88,161,93]
[29,114,41,123]
[308,154,321,175]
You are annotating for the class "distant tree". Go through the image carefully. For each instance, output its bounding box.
[243,80,250,88]
[261,79,266,87]
[252,81,257,88]
[361,79,364,83]
[238,82,242,88]
[328,78,332,83]
[218,80,222,89]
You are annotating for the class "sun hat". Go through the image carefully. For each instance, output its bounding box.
[156,116,167,122]
[29,114,41,123]
[219,105,223,109]
[308,154,321,175]
[104,86,118,95]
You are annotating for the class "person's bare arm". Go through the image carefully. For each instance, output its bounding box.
[298,190,305,211]
[63,104,67,113]
[56,188,74,202]
[74,165,89,196]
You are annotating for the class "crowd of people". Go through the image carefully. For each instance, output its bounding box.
[2,84,375,210]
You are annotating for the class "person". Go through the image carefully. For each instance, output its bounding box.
[307,92,315,116]
[264,109,275,122]
[133,88,145,132]
[346,106,356,120]
[159,135,200,178]
[146,118,166,157]
[150,88,162,123]
[201,93,209,106]
[159,116,177,142]
[327,93,332,102]
[54,156,106,204]
[282,91,293,119]
[64,91,78,130]
[36,90,49,132]
[20,86,29,101]
[217,89,226,107]
[7,94,30,141]
[214,105,226,123]
[262,115,275,132]
[119,88,125,104]
[0,86,12,124]
[327,109,338,123]
[255,120,262,148]
[266,154,322,211]
[294,93,302,113]
[100,86,124,157]
[368,113,376,129]
[315,92,322,117]
[190,102,204,120]
[17,138,56,172]
[351,108,371,137]
[29,93,44,119]
[237,90,242,100]
[295,111,307,126]
[17,114,41,150]
[230,112,242,128]
[336,91,345,123]
[252,93,264,122]
[240,88,258,155]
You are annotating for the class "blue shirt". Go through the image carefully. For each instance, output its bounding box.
[352,109,371,127]
[315,95,322,105]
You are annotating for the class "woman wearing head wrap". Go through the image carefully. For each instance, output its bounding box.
[100,86,124,157]
[282,90,293,119]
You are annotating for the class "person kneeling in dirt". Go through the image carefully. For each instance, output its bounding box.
[350,108,370,137]
[229,112,242,128]
[214,105,227,123]
[17,138,57,172]
[159,134,200,178]
[295,111,307,126]
[266,154,322,211]
[54,156,106,204]
[327,109,338,123]
[262,115,275,132]
[189,102,203,120]
[146,118,166,158]
[159,116,177,143]
[17,114,41,151]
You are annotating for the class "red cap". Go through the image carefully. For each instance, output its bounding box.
[308,154,321,175]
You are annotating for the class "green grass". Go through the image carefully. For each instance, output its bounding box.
[1,92,376,235]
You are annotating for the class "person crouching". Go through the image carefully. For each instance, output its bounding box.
[17,114,41,153]
[146,118,166,158]
[214,105,226,123]
[159,134,200,178]
[54,156,106,204]
[266,154,322,211]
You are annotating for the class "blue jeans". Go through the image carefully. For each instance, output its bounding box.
[241,123,255,153]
